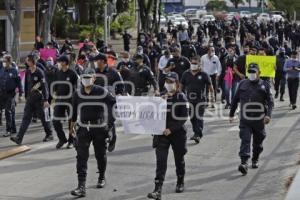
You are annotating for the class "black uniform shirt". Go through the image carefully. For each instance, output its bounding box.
[230,79,274,122]
[165,92,189,134]
[95,65,124,95]
[167,56,191,80]
[129,65,158,93]
[181,70,212,103]
[25,67,49,101]
[72,85,116,127]
[54,68,78,99]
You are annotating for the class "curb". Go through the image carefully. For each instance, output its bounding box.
[285,168,300,200]
[0,145,31,160]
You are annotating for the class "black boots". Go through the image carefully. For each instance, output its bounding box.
[71,182,86,197]
[190,135,201,144]
[147,181,162,200]
[252,160,259,169]
[97,176,106,188]
[43,134,54,142]
[238,163,248,175]
[175,176,184,193]
[56,140,67,149]
[10,136,22,145]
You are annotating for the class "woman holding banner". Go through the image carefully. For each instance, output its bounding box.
[148,72,189,200]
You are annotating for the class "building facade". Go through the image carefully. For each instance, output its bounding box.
[0,0,35,56]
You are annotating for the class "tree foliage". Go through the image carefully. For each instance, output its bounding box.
[269,0,300,20]
[206,0,228,11]
[230,0,245,9]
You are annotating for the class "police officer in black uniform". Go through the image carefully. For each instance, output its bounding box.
[148,72,189,200]
[53,55,78,149]
[70,69,116,197]
[166,47,191,80]
[274,47,288,101]
[180,56,214,143]
[0,55,23,137]
[229,63,274,175]
[117,52,135,94]
[11,55,53,145]
[92,53,124,152]
[130,54,159,96]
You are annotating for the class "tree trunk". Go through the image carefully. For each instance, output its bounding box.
[4,0,21,63]
[138,0,153,33]
[43,0,58,44]
[78,0,89,25]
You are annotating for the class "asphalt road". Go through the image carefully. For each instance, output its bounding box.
[0,90,300,200]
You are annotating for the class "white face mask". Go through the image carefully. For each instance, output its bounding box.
[191,64,199,71]
[164,83,176,92]
[2,62,8,67]
[81,78,93,87]
[57,63,62,70]
[123,58,130,63]
[248,73,257,81]
[94,62,98,67]
[210,52,215,57]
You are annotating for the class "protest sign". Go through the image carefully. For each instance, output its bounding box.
[116,96,167,135]
[246,55,276,78]
[39,48,57,61]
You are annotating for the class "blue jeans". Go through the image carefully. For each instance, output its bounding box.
[223,80,239,105]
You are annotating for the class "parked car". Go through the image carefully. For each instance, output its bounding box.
[173,15,188,28]
[257,13,271,23]
[271,14,284,22]
[201,14,216,24]
[240,11,251,18]
[269,11,285,17]
[159,15,167,24]
[184,8,197,18]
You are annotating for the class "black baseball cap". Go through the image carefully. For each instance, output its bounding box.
[165,72,179,81]
[91,53,107,62]
[82,67,95,78]
[248,63,260,73]
[57,55,70,65]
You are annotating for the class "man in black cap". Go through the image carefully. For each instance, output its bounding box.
[180,56,214,143]
[70,69,116,197]
[92,53,124,152]
[148,72,189,200]
[52,55,78,149]
[11,55,53,145]
[130,54,159,96]
[230,63,274,175]
[166,46,191,80]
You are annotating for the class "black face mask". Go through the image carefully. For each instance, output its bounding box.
[244,50,249,55]
[279,52,285,57]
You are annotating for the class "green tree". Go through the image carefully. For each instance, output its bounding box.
[269,0,300,20]
[230,0,245,9]
[138,0,154,32]
[206,0,228,11]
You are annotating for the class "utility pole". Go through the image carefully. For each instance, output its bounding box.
[261,0,264,13]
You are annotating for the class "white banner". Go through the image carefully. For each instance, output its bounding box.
[116,96,167,135]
